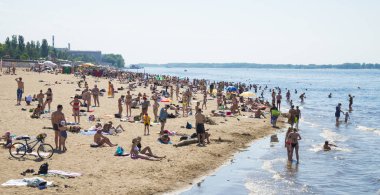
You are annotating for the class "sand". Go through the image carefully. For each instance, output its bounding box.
[0,69,285,194]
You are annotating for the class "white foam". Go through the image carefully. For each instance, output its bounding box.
[320,128,348,142]
[261,158,288,182]
[309,143,351,153]
[357,125,378,131]
[357,125,380,136]
[309,144,323,152]
[244,179,276,195]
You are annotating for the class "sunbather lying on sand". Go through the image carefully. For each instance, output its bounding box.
[130,137,161,161]
[135,137,165,159]
[98,122,124,133]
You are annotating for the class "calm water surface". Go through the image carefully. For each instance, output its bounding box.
[136,68,380,195]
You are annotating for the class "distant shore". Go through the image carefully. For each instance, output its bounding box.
[136,63,380,69]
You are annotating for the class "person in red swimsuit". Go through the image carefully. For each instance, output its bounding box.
[70,95,83,124]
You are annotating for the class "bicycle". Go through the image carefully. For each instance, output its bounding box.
[9,133,54,160]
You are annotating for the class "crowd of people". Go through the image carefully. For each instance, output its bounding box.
[2,67,356,164]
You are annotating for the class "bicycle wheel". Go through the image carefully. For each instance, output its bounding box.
[37,144,54,159]
[9,142,27,159]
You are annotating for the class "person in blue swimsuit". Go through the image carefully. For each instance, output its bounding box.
[335,103,344,123]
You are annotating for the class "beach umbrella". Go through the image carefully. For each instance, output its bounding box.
[81,63,95,67]
[239,92,256,97]
[160,98,171,103]
[226,86,237,92]
[43,61,57,67]
[61,64,72,67]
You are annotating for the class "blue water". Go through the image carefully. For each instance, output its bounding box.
[138,68,380,194]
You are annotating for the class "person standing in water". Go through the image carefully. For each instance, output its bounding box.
[287,128,301,163]
[276,92,282,111]
[335,103,344,124]
[344,112,350,123]
[295,106,301,130]
[288,105,297,128]
[348,94,355,111]
[286,90,291,101]
[300,93,306,103]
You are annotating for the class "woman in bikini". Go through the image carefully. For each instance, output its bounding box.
[125,91,132,117]
[287,128,301,163]
[70,95,82,124]
[284,127,293,160]
[43,88,53,112]
[152,98,160,123]
[130,137,161,161]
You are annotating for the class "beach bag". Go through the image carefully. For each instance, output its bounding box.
[272,110,280,117]
[38,163,49,175]
[186,122,192,129]
[115,146,124,156]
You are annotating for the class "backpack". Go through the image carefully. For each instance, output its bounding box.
[38,163,49,175]
[186,122,192,129]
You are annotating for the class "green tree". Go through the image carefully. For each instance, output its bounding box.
[40,39,49,57]
[20,53,29,60]
[102,54,125,68]
[18,35,25,52]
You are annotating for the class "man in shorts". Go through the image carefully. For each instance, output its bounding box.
[15,77,24,106]
[159,105,169,134]
[195,108,206,146]
[51,105,66,150]
[92,85,100,107]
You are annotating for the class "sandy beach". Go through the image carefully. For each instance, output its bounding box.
[0,69,284,194]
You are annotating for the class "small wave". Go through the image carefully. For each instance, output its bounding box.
[357,125,380,136]
[309,144,351,153]
[357,125,378,131]
[261,158,288,181]
[302,121,320,128]
[320,129,348,142]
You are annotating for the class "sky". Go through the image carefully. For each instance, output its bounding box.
[0,0,379,65]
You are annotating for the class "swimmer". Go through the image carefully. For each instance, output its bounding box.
[328,93,332,98]
[323,141,337,151]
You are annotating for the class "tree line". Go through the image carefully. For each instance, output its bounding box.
[0,35,125,68]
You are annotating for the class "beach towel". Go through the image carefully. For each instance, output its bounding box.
[1,177,53,187]
[158,139,172,144]
[79,130,110,136]
[47,170,82,178]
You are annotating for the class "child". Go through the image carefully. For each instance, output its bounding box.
[0,132,12,148]
[143,113,151,135]
[31,104,43,118]
[344,112,350,123]
[59,120,68,152]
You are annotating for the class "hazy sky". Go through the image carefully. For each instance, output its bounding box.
[1,0,379,65]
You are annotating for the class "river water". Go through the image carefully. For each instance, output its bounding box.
[134,67,380,194]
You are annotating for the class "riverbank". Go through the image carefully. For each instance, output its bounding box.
[0,69,284,194]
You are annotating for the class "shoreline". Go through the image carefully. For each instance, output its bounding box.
[166,127,287,195]
[0,69,285,194]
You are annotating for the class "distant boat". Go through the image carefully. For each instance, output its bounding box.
[184,69,188,72]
